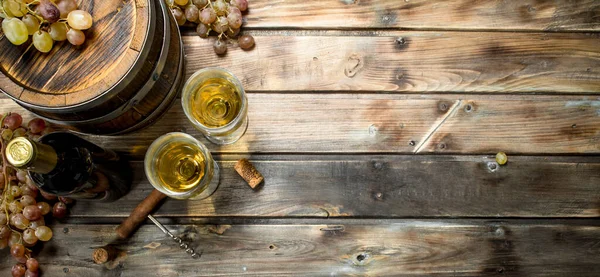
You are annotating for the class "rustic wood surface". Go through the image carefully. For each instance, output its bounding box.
[243,0,600,31]
[1,220,600,276]
[67,156,600,218]
[1,0,600,275]
[182,32,600,93]
[2,95,598,156]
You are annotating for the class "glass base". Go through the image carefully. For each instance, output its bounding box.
[204,116,249,145]
[190,160,220,200]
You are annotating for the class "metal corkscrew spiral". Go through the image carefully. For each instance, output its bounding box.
[147,215,201,259]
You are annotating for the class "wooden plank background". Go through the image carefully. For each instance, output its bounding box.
[1,0,599,275]
[1,95,598,156]
[242,0,600,31]
[0,220,599,276]
[68,155,600,218]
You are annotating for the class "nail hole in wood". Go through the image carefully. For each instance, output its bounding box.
[438,142,446,149]
[63,227,69,233]
[488,162,498,172]
[465,104,473,112]
[395,37,406,45]
[408,140,415,146]
[269,245,275,250]
[356,254,366,261]
[438,102,448,111]
[497,267,505,274]
[572,124,577,128]
[63,268,70,273]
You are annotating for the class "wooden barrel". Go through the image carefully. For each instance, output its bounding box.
[0,0,183,135]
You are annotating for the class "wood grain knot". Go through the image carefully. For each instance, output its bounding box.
[344,54,364,78]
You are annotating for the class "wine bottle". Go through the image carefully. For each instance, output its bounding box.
[6,132,131,202]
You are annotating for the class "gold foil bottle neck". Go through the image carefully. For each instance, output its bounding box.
[6,137,58,174]
[6,137,34,168]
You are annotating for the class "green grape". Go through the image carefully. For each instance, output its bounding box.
[67,10,93,30]
[192,0,208,8]
[3,0,28,17]
[496,152,508,165]
[22,15,40,35]
[2,18,29,46]
[35,226,52,241]
[227,11,241,29]
[238,34,254,50]
[213,39,227,55]
[213,0,227,16]
[49,22,68,41]
[33,31,54,53]
[212,16,228,33]
[196,23,210,38]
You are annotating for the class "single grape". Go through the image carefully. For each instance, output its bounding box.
[20,185,38,199]
[196,23,210,38]
[228,6,242,18]
[227,11,242,29]
[11,263,26,277]
[24,270,39,277]
[11,213,29,230]
[165,0,174,7]
[49,22,68,42]
[36,202,50,215]
[4,0,28,17]
[27,119,46,134]
[185,5,199,23]
[52,201,67,218]
[56,0,77,18]
[8,201,24,214]
[213,0,227,15]
[16,170,27,183]
[231,0,247,11]
[22,229,38,245]
[33,31,54,53]
[13,128,27,138]
[40,191,57,201]
[67,10,93,30]
[212,16,228,33]
[2,129,14,141]
[11,243,25,258]
[0,213,8,225]
[39,0,61,23]
[35,226,52,241]
[26,258,39,272]
[0,225,11,239]
[174,0,188,6]
[193,0,208,8]
[22,14,40,35]
[238,34,255,50]
[23,205,41,221]
[8,232,20,247]
[20,195,36,206]
[28,218,45,229]
[10,186,22,198]
[3,113,23,130]
[171,7,186,26]
[213,39,227,55]
[199,8,216,24]
[66,28,86,45]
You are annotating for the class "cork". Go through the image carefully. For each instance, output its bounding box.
[93,246,118,264]
[234,159,264,189]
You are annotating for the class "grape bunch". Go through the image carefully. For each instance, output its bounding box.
[1,113,74,277]
[0,0,94,53]
[166,0,254,55]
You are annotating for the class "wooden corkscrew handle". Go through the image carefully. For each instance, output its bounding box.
[116,189,167,239]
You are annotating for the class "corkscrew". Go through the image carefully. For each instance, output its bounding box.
[147,214,201,259]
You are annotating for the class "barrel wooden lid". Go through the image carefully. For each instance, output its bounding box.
[0,0,151,108]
